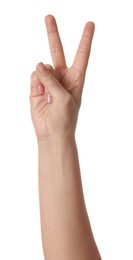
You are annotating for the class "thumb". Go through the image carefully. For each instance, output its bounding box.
[36,62,66,100]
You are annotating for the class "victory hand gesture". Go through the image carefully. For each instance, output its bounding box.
[30,15,95,142]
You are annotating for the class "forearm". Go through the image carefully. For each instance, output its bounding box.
[38,136,101,260]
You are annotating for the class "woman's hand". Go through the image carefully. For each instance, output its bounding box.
[29,15,95,142]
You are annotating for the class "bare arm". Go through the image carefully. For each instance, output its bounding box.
[38,136,101,260]
[30,15,101,260]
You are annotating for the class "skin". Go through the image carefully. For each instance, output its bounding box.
[29,15,101,260]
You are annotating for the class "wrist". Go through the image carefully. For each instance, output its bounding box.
[37,133,76,150]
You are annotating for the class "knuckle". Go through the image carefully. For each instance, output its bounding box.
[78,46,90,55]
[30,71,37,82]
[45,64,53,70]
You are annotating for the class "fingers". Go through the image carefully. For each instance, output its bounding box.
[43,65,54,103]
[45,15,67,70]
[30,71,44,98]
[30,69,53,104]
[72,22,95,74]
[45,64,56,77]
[36,62,67,100]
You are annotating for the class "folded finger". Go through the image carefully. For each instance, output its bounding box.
[30,71,45,98]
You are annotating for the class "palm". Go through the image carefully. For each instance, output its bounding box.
[30,67,82,137]
[59,66,84,102]
[30,15,94,138]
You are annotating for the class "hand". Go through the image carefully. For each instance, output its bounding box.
[29,15,95,142]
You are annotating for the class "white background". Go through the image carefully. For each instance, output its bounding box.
[0,0,133,259]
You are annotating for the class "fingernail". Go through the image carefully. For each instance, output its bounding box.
[37,84,44,93]
[37,62,47,73]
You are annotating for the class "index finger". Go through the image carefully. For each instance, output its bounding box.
[72,22,95,73]
[45,15,67,70]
